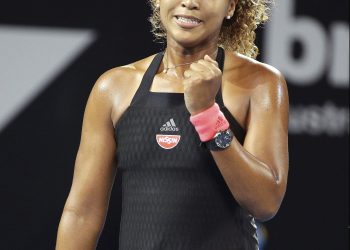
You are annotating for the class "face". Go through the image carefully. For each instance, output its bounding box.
[158,0,236,48]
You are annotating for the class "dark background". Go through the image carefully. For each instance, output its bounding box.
[0,0,348,249]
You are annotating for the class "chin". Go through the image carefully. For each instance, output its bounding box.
[169,30,206,48]
[175,38,200,48]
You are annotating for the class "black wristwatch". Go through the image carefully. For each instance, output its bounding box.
[203,128,234,151]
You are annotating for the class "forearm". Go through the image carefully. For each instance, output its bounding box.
[56,209,105,250]
[211,137,284,221]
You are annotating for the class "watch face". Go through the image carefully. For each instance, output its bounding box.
[215,129,233,148]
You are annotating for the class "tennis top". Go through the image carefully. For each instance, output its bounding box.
[114,47,258,250]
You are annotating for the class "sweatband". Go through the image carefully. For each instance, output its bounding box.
[190,103,230,142]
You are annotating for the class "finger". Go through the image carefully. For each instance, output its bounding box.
[184,70,192,79]
[184,70,202,82]
[197,59,219,74]
[203,55,220,72]
[204,54,218,65]
[197,59,217,69]
[190,61,208,72]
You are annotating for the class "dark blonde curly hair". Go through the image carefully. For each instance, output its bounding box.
[148,0,273,59]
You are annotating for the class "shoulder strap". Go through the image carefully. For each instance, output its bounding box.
[130,52,164,106]
[215,47,225,108]
[215,47,246,138]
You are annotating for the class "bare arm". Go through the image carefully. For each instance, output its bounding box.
[212,69,289,221]
[182,54,289,221]
[56,72,118,250]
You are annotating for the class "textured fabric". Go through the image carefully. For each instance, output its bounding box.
[115,48,258,250]
[190,103,230,142]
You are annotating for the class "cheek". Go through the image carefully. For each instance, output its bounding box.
[159,3,175,29]
[205,9,225,29]
[203,4,226,23]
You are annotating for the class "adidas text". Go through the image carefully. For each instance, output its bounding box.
[160,127,179,132]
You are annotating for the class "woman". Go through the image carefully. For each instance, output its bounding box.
[56,0,289,249]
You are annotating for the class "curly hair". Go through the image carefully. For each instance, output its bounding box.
[148,0,273,59]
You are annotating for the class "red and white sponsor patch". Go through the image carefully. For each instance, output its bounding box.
[156,134,181,150]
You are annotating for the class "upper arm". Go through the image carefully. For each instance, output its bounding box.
[64,71,118,219]
[243,67,289,191]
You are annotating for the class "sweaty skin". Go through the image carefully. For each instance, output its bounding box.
[56,0,289,249]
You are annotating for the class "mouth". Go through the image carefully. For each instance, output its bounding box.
[174,15,202,28]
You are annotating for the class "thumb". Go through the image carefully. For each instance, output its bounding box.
[204,54,218,65]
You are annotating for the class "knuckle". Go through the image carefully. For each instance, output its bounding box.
[192,75,201,83]
[215,69,222,77]
[204,74,213,81]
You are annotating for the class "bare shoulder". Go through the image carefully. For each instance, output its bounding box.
[92,54,156,100]
[90,54,157,126]
[225,51,288,105]
[226,51,286,87]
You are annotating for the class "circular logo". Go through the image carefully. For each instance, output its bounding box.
[156,134,181,149]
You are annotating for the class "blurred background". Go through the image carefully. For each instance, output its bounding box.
[0,0,348,249]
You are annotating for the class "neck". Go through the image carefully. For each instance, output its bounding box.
[163,40,219,78]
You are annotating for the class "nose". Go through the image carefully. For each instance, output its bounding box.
[181,0,199,10]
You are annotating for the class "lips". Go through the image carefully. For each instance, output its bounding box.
[174,15,202,28]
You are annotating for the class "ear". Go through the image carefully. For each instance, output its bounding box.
[227,0,238,17]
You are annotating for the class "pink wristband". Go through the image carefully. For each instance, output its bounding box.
[190,103,230,142]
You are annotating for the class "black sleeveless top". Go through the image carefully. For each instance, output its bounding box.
[115,48,258,250]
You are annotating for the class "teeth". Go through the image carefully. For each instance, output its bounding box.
[177,16,201,24]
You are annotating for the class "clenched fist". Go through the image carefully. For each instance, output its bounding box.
[183,55,222,115]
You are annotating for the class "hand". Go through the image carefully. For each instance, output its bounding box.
[183,55,222,115]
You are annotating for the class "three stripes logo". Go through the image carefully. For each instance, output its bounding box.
[156,118,181,150]
[160,118,179,132]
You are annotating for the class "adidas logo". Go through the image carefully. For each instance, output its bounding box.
[156,118,181,150]
[160,118,180,132]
